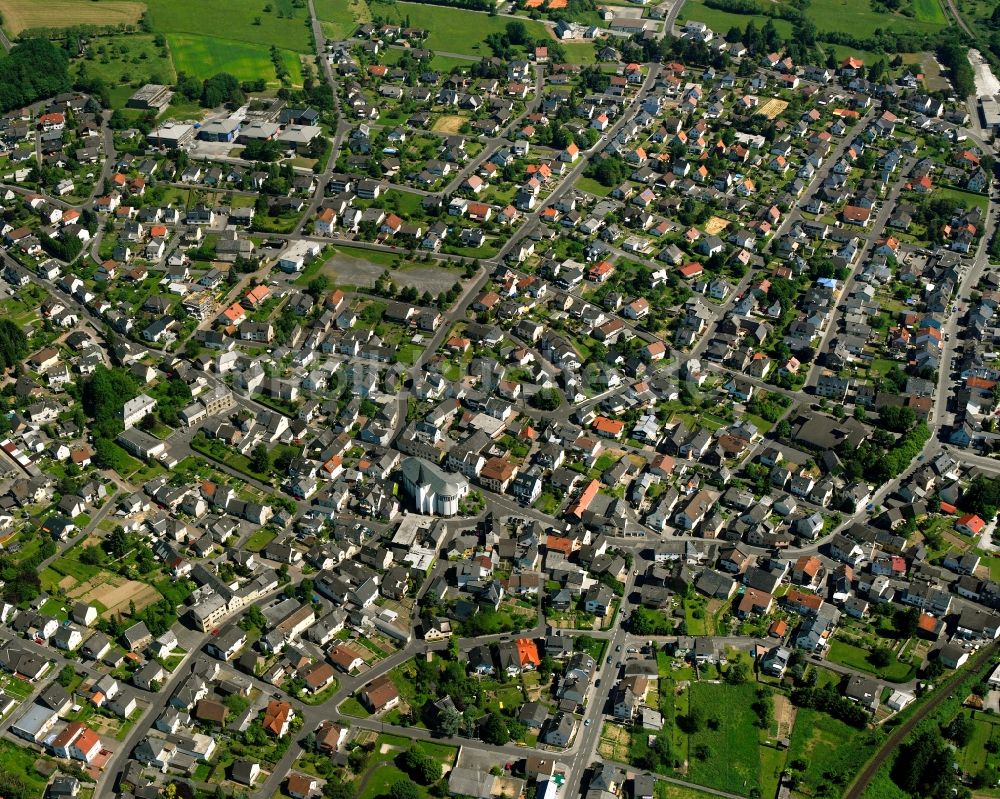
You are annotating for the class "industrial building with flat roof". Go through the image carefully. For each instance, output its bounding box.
[128,84,174,110]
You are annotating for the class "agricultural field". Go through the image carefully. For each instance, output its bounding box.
[0,0,145,35]
[145,0,313,51]
[677,0,948,39]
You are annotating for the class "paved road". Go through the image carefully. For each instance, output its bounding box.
[804,156,916,389]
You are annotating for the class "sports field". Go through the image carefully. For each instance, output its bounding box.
[166,32,304,84]
[0,0,145,33]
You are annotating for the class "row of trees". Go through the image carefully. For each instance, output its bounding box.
[839,423,931,484]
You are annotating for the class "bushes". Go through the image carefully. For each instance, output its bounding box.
[400,748,441,785]
[791,684,869,728]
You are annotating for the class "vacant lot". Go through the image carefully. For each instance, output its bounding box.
[757,98,788,120]
[395,264,461,295]
[320,247,461,296]
[69,572,161,617]
[704,216,730,235]
[0,0,145,34]
[685,682,761,793]
[785,708,875,796]
[432,115,467,134]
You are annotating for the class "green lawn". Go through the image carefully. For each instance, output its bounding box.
[676,0,793,38]
[166,33,304,85]
[802,0,947,33]
[936,185,989,214]
[654,784,723,799]
[356,736,457,799]
[383,189,425,216]
[46,554,102,584]
[685,682,762,793]
[562,42,597,64]
[146,0,313,51]
[397,343,424,366]
[826,638,916,683]
[340,696,371,717]
[575,176,613,197]
[378,2,548,57]
[244,528,277,553]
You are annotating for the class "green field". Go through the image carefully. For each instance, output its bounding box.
[678,0,947,38]
[166,33,304,85]
[936,185,989,213]
[685,682,762,793]
[676,0,793,38]
[912,0,947,23]
[315,0,372,38]
[75,34,178,108]
[563,42,597,64]
[786,708,876,795]
[146,0,313,51]
[379,1,549,57]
